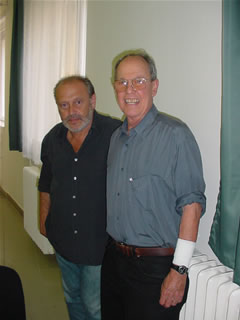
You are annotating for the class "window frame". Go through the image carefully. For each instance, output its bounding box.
[0,15,6,128]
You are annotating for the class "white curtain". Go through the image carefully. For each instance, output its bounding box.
[22,0,87,164]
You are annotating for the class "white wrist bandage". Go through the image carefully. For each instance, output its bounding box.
[173,238,196,268]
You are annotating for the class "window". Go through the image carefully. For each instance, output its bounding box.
[0,15,5,127]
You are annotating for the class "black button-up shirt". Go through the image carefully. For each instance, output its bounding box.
[38,111,121,265]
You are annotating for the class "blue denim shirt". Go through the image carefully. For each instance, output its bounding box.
[107,105,206,248]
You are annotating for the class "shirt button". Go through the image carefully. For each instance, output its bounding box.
[72,195,76,199]
[73,176,77,180]
[74,158,78,162]
[73,213,77,217]
[74,230,78,234]
[129,177,133,182]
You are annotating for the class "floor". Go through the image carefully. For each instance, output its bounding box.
[0,191,69,320]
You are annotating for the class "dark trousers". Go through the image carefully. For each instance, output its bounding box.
[101,242,189,320]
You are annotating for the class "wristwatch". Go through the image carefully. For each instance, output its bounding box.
[171,263,188,275]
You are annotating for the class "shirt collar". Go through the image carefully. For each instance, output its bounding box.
[90,110,100,133]
[121,104,158,135]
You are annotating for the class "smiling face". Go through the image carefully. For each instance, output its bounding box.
[114,56,159,129]
[56,80,96,133]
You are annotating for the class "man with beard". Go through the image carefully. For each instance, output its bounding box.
[38,75,121,320]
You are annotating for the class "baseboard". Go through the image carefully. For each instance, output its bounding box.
[0,186,23,216]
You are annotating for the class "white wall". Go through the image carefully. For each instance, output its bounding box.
[86,0,222,259]
[0,0,30,208]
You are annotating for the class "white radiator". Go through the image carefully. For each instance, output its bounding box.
[23,166,54,254]
[180,251,240,320]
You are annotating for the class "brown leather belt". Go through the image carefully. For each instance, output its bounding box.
[114,240,174,257]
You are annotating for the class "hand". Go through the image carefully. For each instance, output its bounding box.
[40,222,47,237]
[159,268,187,308]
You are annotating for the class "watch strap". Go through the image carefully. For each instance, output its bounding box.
[171,263,188,275]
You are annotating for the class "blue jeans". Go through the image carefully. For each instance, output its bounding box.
[55,252,101,320]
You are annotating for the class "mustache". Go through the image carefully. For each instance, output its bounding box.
[65,114,85,121]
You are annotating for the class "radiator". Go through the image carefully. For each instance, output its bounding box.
[23,166,54,254]
[180,251,240,320]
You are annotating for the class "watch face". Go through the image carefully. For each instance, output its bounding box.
[178,266,187,274]
[171,263,188,274]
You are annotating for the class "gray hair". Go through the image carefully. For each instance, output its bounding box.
[113,49,157,82]
[54,75,95,101]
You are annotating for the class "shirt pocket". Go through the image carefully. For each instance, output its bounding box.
[130,175,152,211]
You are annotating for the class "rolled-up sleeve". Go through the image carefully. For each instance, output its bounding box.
[174,126,206,215]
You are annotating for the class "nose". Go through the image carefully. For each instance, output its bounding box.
[69,103,77,115]
[126,80,136,93]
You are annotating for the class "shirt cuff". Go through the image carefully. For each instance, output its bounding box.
[176,192,206,216]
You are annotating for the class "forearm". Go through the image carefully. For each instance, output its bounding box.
[160,202,202,307]
[39,192,51,237]
[178,202,202,241]
[173,202,202,267]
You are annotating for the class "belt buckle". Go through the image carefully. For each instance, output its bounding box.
[120,242,134,256]
[118,242,127,256]
[127,245,133,256]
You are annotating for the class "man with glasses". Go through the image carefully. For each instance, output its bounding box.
[38,75,121,320]
[101,50,206,320]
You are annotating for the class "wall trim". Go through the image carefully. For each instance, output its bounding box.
[0,186,23,215]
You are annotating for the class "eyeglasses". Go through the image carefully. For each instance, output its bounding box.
[114,78,150,92]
